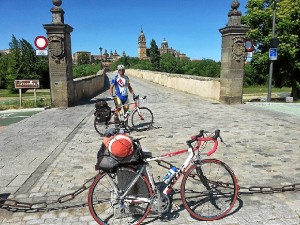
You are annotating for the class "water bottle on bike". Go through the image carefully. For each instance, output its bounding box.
[163,166,178,184]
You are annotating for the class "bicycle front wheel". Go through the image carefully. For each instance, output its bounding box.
[130,107,153,131]
[88,168,153,225]
[181,159,238,221]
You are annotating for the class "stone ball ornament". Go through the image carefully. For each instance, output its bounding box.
[231,0,240,10]
[52,0,62,7]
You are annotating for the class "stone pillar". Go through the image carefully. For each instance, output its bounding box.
[219,0,249,104]
[43,0,75,107]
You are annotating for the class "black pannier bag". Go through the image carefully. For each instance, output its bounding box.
[94,100,111,123]
[95,139,144,173]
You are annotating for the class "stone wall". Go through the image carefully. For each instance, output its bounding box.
[73,69,105,102]
[126,69,220,101]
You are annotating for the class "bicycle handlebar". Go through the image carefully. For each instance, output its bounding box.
[186,129,223,156]
[108,95,147,101]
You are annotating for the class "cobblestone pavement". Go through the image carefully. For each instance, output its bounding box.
[0,72,299,225]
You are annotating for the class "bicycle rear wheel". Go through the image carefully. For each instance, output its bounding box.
[130,107,153,131]
[94,115,117,136]
[181,159,238,221]
[88,167,153,225]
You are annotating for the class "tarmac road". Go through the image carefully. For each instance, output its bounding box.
[0,72,299,225]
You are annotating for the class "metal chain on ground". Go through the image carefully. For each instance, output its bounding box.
[238,182,300,194]
[0,174,97,212]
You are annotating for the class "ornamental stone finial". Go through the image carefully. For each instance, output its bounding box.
[228,0,241,17]
[52,0,62,7]
[231,0,240,10]
[51,0,64,24]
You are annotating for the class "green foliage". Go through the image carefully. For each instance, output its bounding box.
[149,39,160,71]
[73,64,101,78]
[0,54,9,88]
[0,35,50,92]
[131,60,152,70]
[159,53,185,74]
[243,0,300,99]
[182,59,220,77]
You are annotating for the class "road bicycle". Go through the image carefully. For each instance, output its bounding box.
[94,95,154,136]
[88,129,238,225]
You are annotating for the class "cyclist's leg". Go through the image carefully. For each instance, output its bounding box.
[88,168,153,225]
[130,107,154,131]
[180,159,238,221]
[114,96,124,123]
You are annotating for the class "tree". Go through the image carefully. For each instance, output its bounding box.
[149,39,160,71]
[6,35,21,91]
[0,35,49,92]
[0,53,9,88]
[243,0,300,100]
[160,53,185,74]
[182,59,220,77]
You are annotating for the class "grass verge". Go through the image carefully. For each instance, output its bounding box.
[0,89,51,110]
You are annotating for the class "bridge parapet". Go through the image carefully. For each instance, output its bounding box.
[126,69,220,101]
[73,70,105,102]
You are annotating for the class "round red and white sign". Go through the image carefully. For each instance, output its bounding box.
[34,36,48,50]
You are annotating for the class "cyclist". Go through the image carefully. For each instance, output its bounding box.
[109,64,136,119]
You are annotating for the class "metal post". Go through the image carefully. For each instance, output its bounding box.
[99,47,103,67]
[267,0,277,102]
[19,89,22,107]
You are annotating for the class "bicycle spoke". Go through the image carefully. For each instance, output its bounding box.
[130,107,153,131]
[88,168,153,225]
[181,159,238,221]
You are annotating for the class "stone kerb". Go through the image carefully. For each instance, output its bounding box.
[126,69,220,101]
[73,69,105,102]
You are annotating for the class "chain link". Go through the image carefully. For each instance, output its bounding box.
[0,174,97,212]
[1,173,299,213]
[238,183,300,194]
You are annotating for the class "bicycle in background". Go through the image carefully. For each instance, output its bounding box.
[88,129,238,224]
[94,95,154,136]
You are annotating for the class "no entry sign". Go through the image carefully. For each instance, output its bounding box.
[34,36,48,50]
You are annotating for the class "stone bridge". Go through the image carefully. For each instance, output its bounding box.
[0,72,299,224]
[44,0,249,107]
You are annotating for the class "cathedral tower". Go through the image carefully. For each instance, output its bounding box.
[138,28,147,59]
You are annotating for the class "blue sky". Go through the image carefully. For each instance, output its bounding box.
[0,0,248,61]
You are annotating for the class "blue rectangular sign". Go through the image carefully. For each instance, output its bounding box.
[269,48,278,60]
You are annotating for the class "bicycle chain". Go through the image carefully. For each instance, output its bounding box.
[0,174,97,212]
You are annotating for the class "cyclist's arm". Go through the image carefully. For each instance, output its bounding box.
[109,84,115,96]
[128,83,135,96]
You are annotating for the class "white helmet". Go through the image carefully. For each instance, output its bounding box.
[117,64,125,70]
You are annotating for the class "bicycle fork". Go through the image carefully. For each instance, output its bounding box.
[195,163,221,210]
[136,108,145,120]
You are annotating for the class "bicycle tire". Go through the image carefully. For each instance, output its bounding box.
[93,116,112,136]
[130,107,154,131]
[180,159,238,221]
[88,167,153,225]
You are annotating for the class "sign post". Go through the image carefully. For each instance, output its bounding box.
[14,80,40,107]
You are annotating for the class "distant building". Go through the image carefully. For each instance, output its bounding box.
[73,49,125,68]
[73,51,92,64]
[138,29,189,60]
[0,49,10,56]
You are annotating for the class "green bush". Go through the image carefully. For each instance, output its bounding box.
[73,64,101,79]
